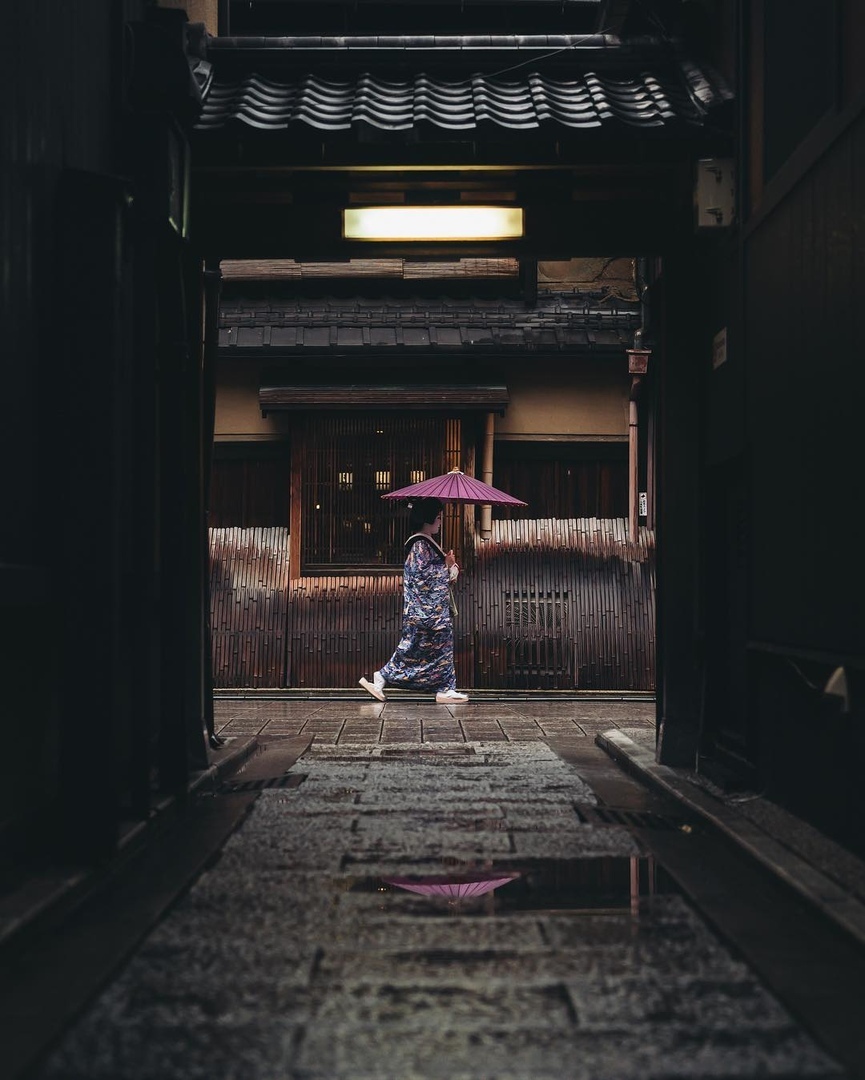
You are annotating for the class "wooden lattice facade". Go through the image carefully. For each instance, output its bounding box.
[209,528,291,687]
[297,415,461,570]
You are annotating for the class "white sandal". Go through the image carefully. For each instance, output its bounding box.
[435,689,468,703]
[359,674,386,702]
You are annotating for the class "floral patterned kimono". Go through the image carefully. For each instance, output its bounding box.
[380,533,457,693]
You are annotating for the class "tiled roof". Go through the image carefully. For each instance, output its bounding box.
[198,70,706,133]
[218,290,640,354]
[194,34,728,135]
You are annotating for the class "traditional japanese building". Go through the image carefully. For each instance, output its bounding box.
[190,0,732,691]
[4,0,862,889]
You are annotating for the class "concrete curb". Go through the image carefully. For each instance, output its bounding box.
[188,734,259,795]
[213,688,655,702]
[596,729,865,950]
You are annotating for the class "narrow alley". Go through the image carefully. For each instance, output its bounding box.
[5,3,865,1079]
[10,698,865,1079]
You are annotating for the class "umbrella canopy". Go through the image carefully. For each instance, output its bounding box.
[383,873,521,900]
[381,468,527,507]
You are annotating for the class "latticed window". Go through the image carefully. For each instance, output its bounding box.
[504,590,571,681]
[302,416,460,569]
[505,590,569,633]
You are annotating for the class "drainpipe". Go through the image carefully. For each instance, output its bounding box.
[627,327,651,540]
[629,377,642,540]
[480,411,495,541]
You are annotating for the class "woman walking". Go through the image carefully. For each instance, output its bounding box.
[360,497,468,704]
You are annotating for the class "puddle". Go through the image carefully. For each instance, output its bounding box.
[347,855,677,916]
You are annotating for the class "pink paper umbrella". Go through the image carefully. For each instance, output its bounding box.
[383,872,521,899]
[381,468,527,507]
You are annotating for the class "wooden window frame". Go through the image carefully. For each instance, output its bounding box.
[291,414,461,575]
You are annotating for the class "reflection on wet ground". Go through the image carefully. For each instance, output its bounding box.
[381,870,523,905]
[35,741,847,1079]
[354,855,674,919]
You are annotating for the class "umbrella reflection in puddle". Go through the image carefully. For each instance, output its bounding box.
[382,871,521,907]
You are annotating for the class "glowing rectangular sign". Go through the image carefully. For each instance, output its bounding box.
[343,206,524,241]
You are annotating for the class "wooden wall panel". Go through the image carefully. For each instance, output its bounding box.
[288,573,402,688]
[210,455,291,527]
[470,519,655,690]
[491,458,628,519]
[209,518,655,691]
[744,110,864,653]
[209,527,291,686]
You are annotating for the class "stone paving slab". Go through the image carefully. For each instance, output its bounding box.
[294,1025,839,1080]
[314,983,576,1030]
[337,916,547,950]
[36,737,845,1080]
[214,698,656,746]
[45,1017,300,1080]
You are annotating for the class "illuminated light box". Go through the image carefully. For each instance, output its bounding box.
[343,206,524,241]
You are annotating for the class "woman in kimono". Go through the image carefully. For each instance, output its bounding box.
[360,497,468,703]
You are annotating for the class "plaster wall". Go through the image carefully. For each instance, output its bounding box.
[157,0,219,35]
[495,370,629,440]
[216,364,291,440]
[214,360,629,441]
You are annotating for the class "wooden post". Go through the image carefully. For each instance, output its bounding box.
[289,416,304,581]
[654,253,703,767]
[287,417,304,687]
[54,169,128,859]
[444,418,463,563]
[201,262,222,743]
[480,411,495,541]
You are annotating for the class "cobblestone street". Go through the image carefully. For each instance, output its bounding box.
[31,700,850,1079]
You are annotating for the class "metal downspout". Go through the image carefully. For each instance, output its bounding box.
[629,373,643,540]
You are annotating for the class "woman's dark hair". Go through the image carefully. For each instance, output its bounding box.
[408,498,444,531]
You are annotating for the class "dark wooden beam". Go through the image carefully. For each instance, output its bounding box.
[191,196,690,259]
[260,384,510,411]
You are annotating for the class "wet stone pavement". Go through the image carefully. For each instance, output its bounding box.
[209,696,661,747]
[36,701,845,1079]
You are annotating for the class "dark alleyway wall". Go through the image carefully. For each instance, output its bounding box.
[692,2,865,854]
[1,1,212,865]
